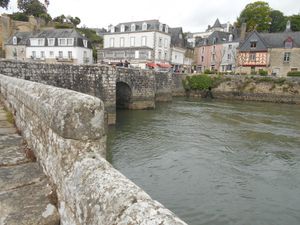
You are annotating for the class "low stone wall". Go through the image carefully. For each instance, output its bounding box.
[172,73,186,97]
[213,75,300,104]
[155,71,173,102]
[0,74,187,225]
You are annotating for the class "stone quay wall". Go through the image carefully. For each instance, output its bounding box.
[213,75,300,104]
[0,74,187,225]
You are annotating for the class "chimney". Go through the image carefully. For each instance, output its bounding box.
[240,23,247,43]
[285,20,291,32]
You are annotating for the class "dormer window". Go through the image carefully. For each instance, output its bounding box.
[212,37,217,44]
[165,25,168,33]
[83,40,88,48]
[250,40,257,48]
[159,23,163,32]
[285,37,293,49]
[142,22,147,31]
[48,38,55,46]
[13,36,17,45]
[111,26,115,33]
[131,23,136,32]
[121,24,125,32]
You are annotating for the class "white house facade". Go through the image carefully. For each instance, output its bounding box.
[220,41,239,72]
[98,20,171,69]
[5,29,93,64]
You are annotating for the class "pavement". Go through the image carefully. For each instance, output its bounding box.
[0,102,60,225]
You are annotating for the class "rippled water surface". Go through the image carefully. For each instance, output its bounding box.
[107,98,300,225]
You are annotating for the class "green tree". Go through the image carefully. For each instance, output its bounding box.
[77,27,103,61]
[237,1,272,32]
[289,14,300,31]
[17,0,47,17]
[68,16,81,28]
[269,10,287,32]
[0,0,9,8]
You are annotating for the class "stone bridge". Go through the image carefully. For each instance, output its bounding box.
[0,60,182,125]
[0,74,187,224]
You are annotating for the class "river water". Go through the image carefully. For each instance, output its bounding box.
[107,98,300,225]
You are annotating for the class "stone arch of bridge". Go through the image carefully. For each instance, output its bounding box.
[116,81,132,109]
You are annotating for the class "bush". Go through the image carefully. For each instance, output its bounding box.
[287,71,300,77]
[258,69,268,76]
[9,12,29,22]
[183,74,214,90]
[204,69,211,74]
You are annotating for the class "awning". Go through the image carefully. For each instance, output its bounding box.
[146,62,158,68]
[157,63,172,68]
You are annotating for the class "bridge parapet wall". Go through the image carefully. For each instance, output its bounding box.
[0,59,117,124]
[0,74,187,225]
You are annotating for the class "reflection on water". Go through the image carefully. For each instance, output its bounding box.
[107,98,300,225]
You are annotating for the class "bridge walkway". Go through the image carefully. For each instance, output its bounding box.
[0,102,59,225]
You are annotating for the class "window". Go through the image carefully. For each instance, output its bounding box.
[41,51,45,59]
[130,37,135,46]
[212,54,215,61]
[68,51,72,59]
[67,38,74,46]
[165,25,168,33]
[158,51,162,60]
[49,51,54,57]
[32,51,36,59]
[83,40,88,48]
[109,38,115,47]
[120,37,125,47]
[158,37,162,47]
[131,23,136,32]
[227,54,231,60]
[202,47,204,54]
[164,38,168,48]
[142,36,147,46]
[212,45,216,52]
[121,24,125,32]
[48,38,55,46]
[284,52,291,62]
[201,56,204,62]
[159,23,163,32]
[250,53,256,61]
[228,44,232,49]
[142,22,147,31]
[212,37,217,44]
[13,36,17,45]
[164,52,167,60]
[285,39,293,49]
[58,51,63,59]
[59,38,66,46]
[38,38,45,46]
[250,41,257,48]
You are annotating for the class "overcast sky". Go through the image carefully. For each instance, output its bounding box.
[1,0,300,32]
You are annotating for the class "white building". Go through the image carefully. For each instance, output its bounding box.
[220,41,239,72]
[98,20,171,69]
[5,29,93,64]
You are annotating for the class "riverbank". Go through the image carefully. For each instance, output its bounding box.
[180,75,300,104]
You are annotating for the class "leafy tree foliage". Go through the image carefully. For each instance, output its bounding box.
[0,0,9,9]
[17,0,48,17]
[237,1,272,32]
[53,14,81,28]
[68,16,81,27]
[9,12,29,21]
[289,14,300,31]
[269,10,287,32]
[77,27,103,61]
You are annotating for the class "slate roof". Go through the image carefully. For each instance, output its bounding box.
[169,27,185,48]
[239,30,300,51]
[6,29,92,48]
[195,31,238,47]
[112,20,169,33]
[212,18,223,28]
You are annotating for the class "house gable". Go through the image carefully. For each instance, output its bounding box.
[239,31,268,52]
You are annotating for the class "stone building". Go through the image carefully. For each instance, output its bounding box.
[5,29,93,64]
[238,23,300,76]
[98,20,171,69]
